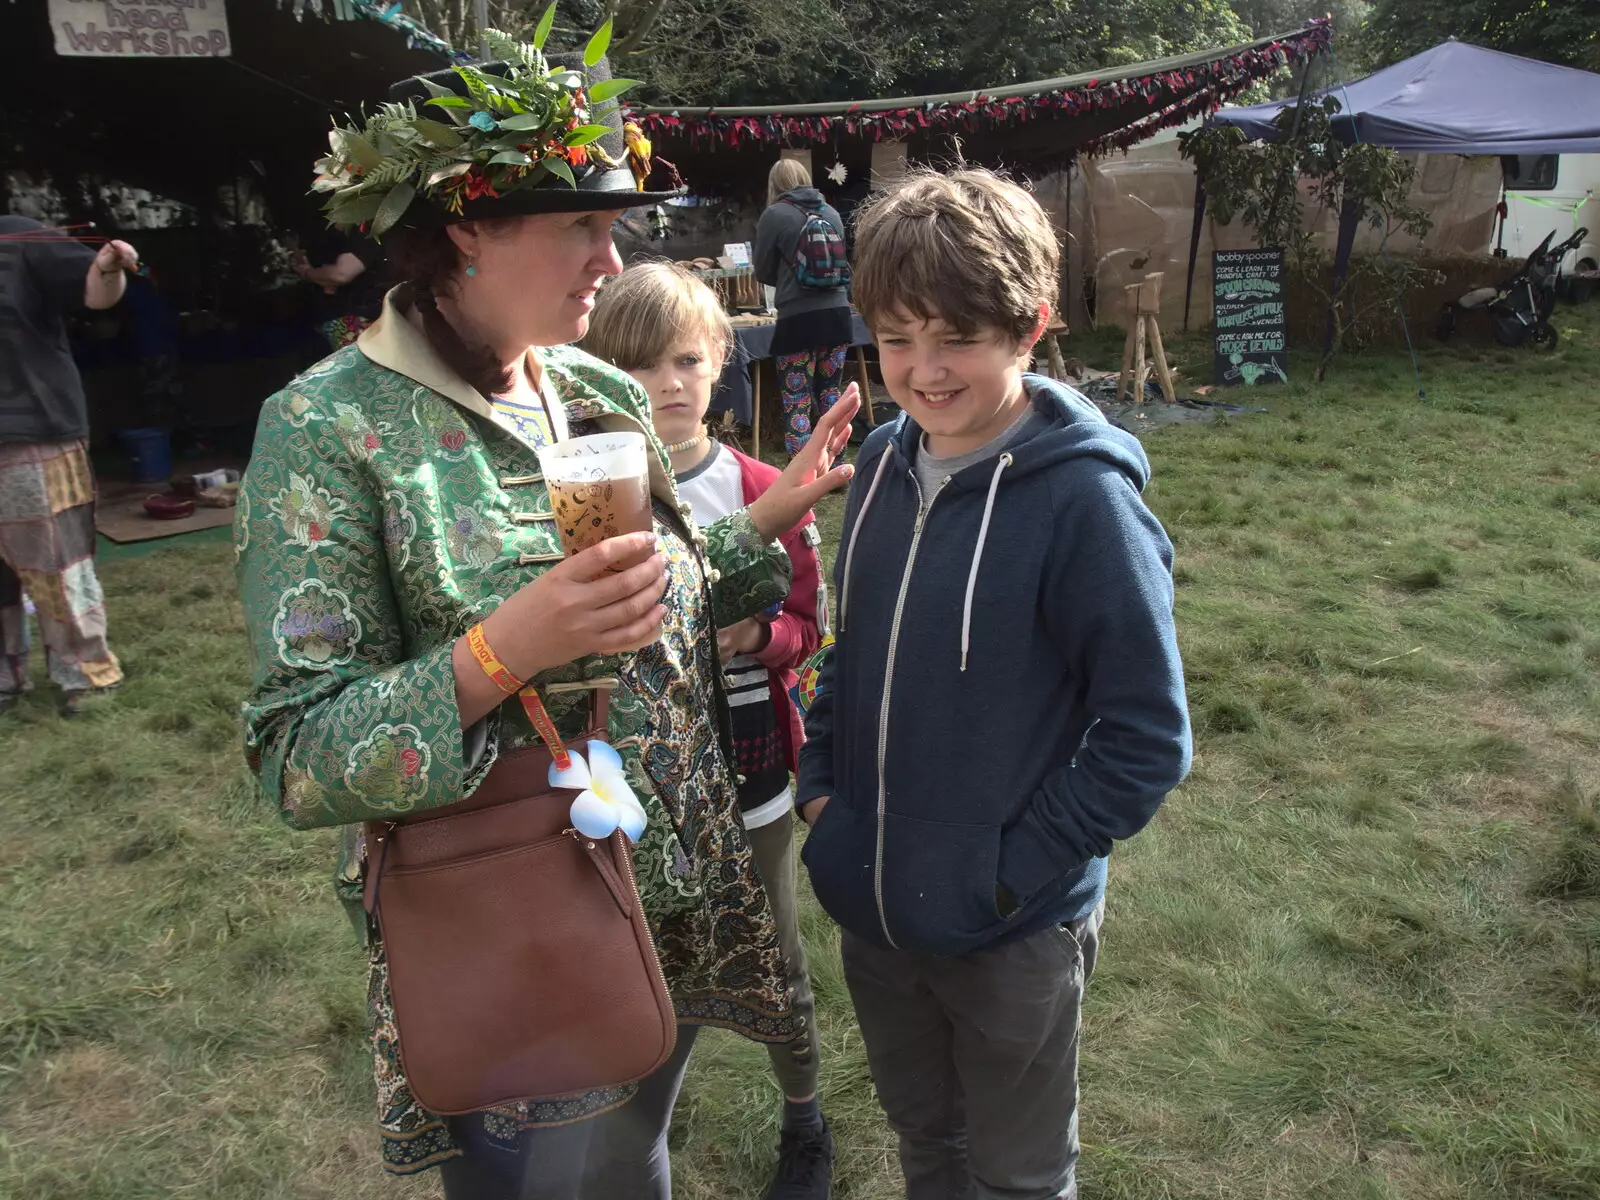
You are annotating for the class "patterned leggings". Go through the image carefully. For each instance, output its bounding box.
[775,344,849,456]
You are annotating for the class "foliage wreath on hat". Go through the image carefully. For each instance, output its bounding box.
[313,8,655,237]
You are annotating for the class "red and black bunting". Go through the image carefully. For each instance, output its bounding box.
[627,22,1331,153]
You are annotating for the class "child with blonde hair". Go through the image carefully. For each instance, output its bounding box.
[586,261,838,1200]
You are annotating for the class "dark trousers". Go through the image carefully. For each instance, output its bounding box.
[842,905,1103,1200]
[439,1025,699,1200]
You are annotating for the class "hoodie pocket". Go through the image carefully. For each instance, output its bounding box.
[800,800,880,940]
[880,812,1004,954]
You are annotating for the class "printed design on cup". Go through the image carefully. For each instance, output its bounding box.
[537,432,655,564]
[549,475,652,555]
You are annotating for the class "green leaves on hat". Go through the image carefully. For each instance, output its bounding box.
[312,20,643,239]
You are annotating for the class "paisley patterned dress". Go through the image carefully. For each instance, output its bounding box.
[234,294,797,1174]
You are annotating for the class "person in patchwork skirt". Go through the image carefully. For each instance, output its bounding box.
[0,215,132,716]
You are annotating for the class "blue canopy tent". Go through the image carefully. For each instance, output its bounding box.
[1183,40,1600,333]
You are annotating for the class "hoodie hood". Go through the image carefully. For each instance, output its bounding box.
[780,186,828,211]
[841,374,1150,670]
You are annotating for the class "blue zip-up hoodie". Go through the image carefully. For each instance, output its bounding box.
[797,375,1191,956]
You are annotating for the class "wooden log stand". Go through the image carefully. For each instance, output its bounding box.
[1033,316,1070,380]
[1117,272,1177,405]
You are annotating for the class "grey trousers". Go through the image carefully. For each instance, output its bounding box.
[842,904,1103,1200]
[439,1025,700,1200]
[746,814,822,1100]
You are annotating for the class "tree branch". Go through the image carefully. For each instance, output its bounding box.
[613,0,671,56]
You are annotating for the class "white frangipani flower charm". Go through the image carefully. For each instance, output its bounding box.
[549,739,648,842]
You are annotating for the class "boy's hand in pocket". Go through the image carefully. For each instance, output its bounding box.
[799,796,829,826]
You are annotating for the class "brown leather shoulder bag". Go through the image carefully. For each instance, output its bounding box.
[363,687,676,1115]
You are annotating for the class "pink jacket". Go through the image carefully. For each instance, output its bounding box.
[732,446,824,775]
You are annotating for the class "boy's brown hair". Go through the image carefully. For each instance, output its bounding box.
[851,167,1059,344]
[583,260,733,373]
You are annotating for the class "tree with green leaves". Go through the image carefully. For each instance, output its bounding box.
[1359,0,1600,71]
[837,0,1253,97]
[1180,98,1436,379]
[392,0,1273,106]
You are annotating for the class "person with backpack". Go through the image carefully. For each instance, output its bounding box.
[754,159,853,456]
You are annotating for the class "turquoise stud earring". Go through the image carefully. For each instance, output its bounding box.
[465,261,478,278]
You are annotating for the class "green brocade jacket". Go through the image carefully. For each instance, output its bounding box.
[234,294,796,1174]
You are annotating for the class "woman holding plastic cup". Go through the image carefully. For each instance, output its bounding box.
[233,34,857,1198]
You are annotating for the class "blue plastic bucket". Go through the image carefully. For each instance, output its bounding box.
[118,427,172,484]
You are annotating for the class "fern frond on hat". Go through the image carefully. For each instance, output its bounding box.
[313,8,680,237]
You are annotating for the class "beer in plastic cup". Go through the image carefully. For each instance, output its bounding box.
[536,432,653,569]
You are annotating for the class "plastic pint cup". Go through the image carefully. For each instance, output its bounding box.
[536,432,654,569]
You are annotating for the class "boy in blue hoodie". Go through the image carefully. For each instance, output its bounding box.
[797,169,1192,1200]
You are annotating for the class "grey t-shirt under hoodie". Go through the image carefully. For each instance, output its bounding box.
[912,401,1049,504]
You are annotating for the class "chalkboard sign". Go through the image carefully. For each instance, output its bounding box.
[1214,249,1287,386]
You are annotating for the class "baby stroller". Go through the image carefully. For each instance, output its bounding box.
[1437,227,1588,350]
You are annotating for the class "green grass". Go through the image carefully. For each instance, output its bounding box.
[3,306,1599,1198]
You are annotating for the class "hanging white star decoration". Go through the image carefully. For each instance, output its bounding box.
[825,161,848,186]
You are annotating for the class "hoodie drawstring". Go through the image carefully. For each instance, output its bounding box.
[961,452,1012,672]
[838,447,891,633]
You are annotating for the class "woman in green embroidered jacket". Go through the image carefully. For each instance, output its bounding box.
[233,39,857,1199]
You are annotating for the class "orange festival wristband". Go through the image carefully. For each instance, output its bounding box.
[465,623,572,770]
[466,623,524,695]
[516,686,572,772]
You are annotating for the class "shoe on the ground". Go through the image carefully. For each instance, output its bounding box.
[765,1118,834,1200]
[58,685,118,718]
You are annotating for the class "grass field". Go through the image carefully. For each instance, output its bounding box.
[2,305,1597,1199]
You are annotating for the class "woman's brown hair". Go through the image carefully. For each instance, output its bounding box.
[385,222,515,398]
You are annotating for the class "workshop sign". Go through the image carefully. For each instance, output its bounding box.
[51,0,231,58]
[1213,248,1287,386]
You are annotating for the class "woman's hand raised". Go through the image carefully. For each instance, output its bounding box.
[746,383,860,541]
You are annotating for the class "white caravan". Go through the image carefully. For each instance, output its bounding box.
[1500,154,1598,300]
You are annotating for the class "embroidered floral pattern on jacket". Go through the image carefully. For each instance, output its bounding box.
[235,322,796,1174]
